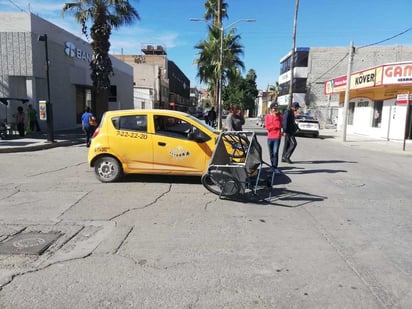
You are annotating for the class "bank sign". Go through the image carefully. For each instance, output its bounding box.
[64,41,92,62]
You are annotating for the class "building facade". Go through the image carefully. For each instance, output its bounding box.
[0,12,133,131]
[325,61,412,140]
[278,45,412,128]
[114,44,190,112]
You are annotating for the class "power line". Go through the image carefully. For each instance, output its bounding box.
[310,52,349,84]
[358,26,412,49]
[309,26,412,85]
[7,0,27,12]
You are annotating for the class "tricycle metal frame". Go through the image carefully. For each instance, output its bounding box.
[201,131,276,200]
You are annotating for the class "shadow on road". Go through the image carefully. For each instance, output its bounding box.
[219,187,327,208]
[120,174,201,184]
[292,159,357,164]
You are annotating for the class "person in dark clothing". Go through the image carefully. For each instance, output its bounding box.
[207,107,217,127]
[282,102,300,163]
[226,104,245,131]
[15,106,25,137]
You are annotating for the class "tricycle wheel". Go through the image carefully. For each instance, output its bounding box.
[201,170,241,197]
[94,156,123,183]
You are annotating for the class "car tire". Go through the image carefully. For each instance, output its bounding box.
[94,156,123,183]
[201,170,241,197]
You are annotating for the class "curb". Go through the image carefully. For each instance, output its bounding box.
[0,140,80,153]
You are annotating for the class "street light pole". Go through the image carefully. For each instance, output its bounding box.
[217,25,224,129]
[38,34,55,142]
[190,18,255,130]
[288,0,300,107]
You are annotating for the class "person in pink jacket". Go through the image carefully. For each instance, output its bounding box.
[265,102,283,173]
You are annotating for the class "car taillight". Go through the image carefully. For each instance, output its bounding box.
[92,127,100,138]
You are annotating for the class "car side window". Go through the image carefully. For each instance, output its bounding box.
[155,116,192,139]
[118,115,147,132]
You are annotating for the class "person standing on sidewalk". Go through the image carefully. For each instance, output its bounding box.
[81,107,96,147]
[15,106,26,137]
[265,102,283,173]
[27,104,41,133]
[282,102,300,163]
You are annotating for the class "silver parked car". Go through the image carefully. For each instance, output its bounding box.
[295,114,320,138]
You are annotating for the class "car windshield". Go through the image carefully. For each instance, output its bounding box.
[186,114,220,133]
[296,114,316,120]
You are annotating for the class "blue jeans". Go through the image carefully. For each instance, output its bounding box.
[267,138,281,168]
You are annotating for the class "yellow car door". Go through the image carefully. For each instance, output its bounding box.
[111,114,154,171]
[152,115,211,174]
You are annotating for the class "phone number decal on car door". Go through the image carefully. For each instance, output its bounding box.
[116,131,148,139]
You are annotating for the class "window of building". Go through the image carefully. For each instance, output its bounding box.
[372,100,383,128]
[109,85,117,102]
[278,78,307,96]
[348,102,355,125]
[279,50,309,75]
[295,51,309,67]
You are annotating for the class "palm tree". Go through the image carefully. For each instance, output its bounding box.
[62,0,140,114]
[204,0,228,25]
[194,25,244,109]
[268,81,280,103]
[199,0,229,109]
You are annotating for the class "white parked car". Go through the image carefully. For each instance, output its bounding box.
[295,114,320,138]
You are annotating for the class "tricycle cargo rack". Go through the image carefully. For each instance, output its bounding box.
[201,131,276,201]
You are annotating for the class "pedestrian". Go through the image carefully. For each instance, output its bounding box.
[225,104,245,131]
[265,102,283,173]
[81,107,96,147]
[282,102,300,163]
[207,107,217,127]
[15,106,26,137]
[27,104,41,133]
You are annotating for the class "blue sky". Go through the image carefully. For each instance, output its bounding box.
[1,0,412,90]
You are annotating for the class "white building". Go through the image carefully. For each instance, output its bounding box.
[278,45,412,128]
[0,12,133,131]
[325,61,412,141]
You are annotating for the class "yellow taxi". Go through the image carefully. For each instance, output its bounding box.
[88,109,221,182]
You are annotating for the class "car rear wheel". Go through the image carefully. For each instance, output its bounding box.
[94,156,122,183]
[201,170,241,197]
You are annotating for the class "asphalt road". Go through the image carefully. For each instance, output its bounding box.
[0,122,411,308]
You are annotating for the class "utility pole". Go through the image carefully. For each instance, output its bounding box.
[288,0,300,107]
[342,41,355,142]
[38,34,54,142]
[158,66,162,109]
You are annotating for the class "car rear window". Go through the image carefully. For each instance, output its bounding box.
[112,115,147,132]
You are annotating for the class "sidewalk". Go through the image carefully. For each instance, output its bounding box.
[0,129,85,153]
[320,128,412,156]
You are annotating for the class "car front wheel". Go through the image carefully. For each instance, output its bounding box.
[94,156,123,183]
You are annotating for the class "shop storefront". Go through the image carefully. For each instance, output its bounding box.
[0,12,133,131]
[325,61,412,140]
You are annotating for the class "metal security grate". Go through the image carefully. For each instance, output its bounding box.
[0,232,62,255]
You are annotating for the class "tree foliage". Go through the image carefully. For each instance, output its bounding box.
[62,0,140,93]
[223,69,258,112]
[194,0,246,110]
